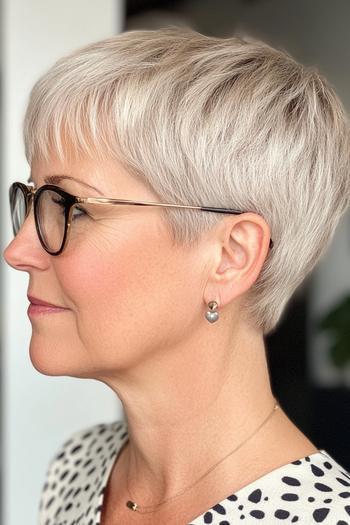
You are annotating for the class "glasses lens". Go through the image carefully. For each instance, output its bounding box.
[10,184,27,235]
[36,189,66,253]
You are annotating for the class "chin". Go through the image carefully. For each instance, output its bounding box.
[28,339,80,377]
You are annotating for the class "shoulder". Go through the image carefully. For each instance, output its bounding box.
[221,449,350,525]
[283,449,350,524]
[38,419,128,524]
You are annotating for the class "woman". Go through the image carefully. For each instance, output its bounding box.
[3,26,350,525]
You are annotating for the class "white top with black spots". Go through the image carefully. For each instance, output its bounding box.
[38,420,350,525]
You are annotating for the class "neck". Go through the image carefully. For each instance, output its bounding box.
[101,320,283,504]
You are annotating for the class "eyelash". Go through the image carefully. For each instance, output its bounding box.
[72,206,88,219]
[52,196,88,219]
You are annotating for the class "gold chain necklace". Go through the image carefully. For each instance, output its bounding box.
[125,399,280,514]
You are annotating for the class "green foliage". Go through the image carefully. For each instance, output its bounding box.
[315,294,350,368]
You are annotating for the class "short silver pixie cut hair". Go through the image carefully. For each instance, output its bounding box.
[23,26,350,335]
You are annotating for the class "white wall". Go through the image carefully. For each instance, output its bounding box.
[1,2,124,524]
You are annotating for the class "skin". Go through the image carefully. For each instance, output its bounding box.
[3,152,318,524]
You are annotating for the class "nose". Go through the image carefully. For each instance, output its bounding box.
[3,212,50,271]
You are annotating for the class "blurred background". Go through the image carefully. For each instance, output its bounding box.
[1,0,349,523]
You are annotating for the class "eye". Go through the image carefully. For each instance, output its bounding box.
[71,205,87,220]
[51,196,88,220]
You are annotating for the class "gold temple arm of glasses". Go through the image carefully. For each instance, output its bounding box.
[77,197,243,214]
[78,197,274,249]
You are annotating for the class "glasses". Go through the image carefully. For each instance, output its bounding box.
[9,181,274,256]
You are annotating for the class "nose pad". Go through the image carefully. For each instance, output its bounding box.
[24,190,35,221]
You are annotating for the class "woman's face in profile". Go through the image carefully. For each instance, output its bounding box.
[3,153,208,382]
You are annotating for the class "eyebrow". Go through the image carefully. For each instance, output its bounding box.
[27,174,104,196]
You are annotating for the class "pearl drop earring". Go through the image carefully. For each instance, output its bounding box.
[205,301,219,323]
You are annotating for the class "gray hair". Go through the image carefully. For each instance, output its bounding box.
[23,26,350,335]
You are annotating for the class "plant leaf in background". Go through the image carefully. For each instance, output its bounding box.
[315,294,350,369]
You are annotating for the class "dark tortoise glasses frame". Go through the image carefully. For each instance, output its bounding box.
[9,181,274,256]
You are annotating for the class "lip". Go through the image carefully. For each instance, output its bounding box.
[27,294,70,316]
[27,294,66,308]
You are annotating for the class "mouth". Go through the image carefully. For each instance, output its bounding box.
[27,294,70,316]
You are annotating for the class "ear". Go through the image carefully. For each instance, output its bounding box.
[203,213,272,309]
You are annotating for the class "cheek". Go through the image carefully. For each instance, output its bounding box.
[61,233,168,311]
[55,228,195,369]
